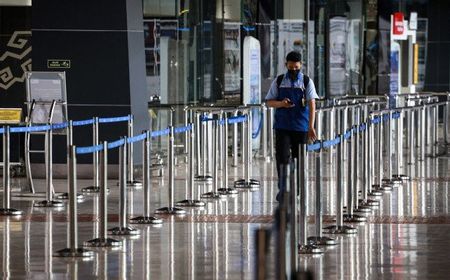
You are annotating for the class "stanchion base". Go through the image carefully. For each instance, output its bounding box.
[234,179,260,190]
[200,192,227,200]
[353,207,372,216]
[53,248,94,258]
[393,174,410,181]
[194,175,213,183]
[130,216,163,224]
[298,244,324,254]
[323,225,357,235]
[0,208,23,216]
[383,178,403,186]
[307,236,337,246]
[82,186,100,193]
[368,190,383,198]
[359,199,380,207]
[343,214,367,223]
[373,184,393,193]
[108,226,141,235]
[84,237,122,247]
[175,199,206,207]
[217,188,239,195]
[57,192,85,201]
[33,200,64,208]
[155,207,186,215]
[127,180,143,188]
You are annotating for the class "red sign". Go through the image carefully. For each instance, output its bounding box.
[392,12,405,35]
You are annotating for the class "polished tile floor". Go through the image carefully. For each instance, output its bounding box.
[0,144,449,279]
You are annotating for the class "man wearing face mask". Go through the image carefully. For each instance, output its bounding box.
[265,51,319,202]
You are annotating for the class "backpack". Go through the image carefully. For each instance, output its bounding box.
[276,74,309,90]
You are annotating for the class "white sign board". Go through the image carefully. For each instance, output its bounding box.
[26,71,67,124]
[243,36,261,149]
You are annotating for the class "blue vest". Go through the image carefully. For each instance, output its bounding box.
[274,81,309,132]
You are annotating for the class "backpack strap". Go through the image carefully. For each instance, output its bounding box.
[276,74,284,89]
[303,74,309,89]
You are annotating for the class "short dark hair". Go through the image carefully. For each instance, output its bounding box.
[286,51,301,63]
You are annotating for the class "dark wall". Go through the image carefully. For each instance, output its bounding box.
[32,0,147,164]
[0,6,31,163]
[424,0,450,92]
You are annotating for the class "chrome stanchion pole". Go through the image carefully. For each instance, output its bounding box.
[58,121,84,200]
[323,135,357,234]
[176,123,207,206]
[234,113,260,189]
[298,145,324,254]
[288,159,299,268]
[374,114,393,192]
[195,113,213,182]
[445,98,449,146]
[0,126,22,215]
[276,164,288,279]
[195,112,202,175]
[261,105,269,161]
[343,126,367,223]
[307,143,336,245]
[408,109,415,165]
[367,115,383,199]
[268,107,274,161]
[431,105,437,157]
[127,115,143,188]
[232,110,239,167]
[34,124,64,208]
[360,115,378,208]
[109,138,141,234]
[354,112,372,214]
[386,111,403,185]
[85,142,122,246]
[131,132,165,222]
[156,127,187,214]
[55,145,94,258]
[218,113,238,195]
[82,117,100,193]
[419,106,426,161]
[201,118,227,199]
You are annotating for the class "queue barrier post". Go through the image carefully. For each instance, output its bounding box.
[130,131,165,223]
[126,115,143,188]
[54,145,94,258]
[0,126,22,216]
[82,117,101,193]
[84,141,122,247]
[297,145,324,254]
[323,134,357,235]
[155,127,187,214]
[108,137,140,235]
[307,142,336,246]
[201,118,227,199]
[176,123,207,206]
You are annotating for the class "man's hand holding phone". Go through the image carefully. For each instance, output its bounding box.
[282,98,295,108]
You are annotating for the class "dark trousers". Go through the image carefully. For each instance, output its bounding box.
[275,129,308,200]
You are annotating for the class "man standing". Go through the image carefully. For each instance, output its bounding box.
[265,51,319,202]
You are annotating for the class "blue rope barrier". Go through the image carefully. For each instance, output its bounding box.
[0,127,4,134]
[343,130,352,140]
[174,125,192,134]
[76,144,104,155]
[307,142,322,152]
[72,118,95,127]
[10,124,51,133]
[127,133,147,144]
[323,136,341,148]
[228,116,247,124]
[108,139,126,149]
[151,128,170,138]
[51,122,69,130]
[98,115,131,124]
[359,123,366,132]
